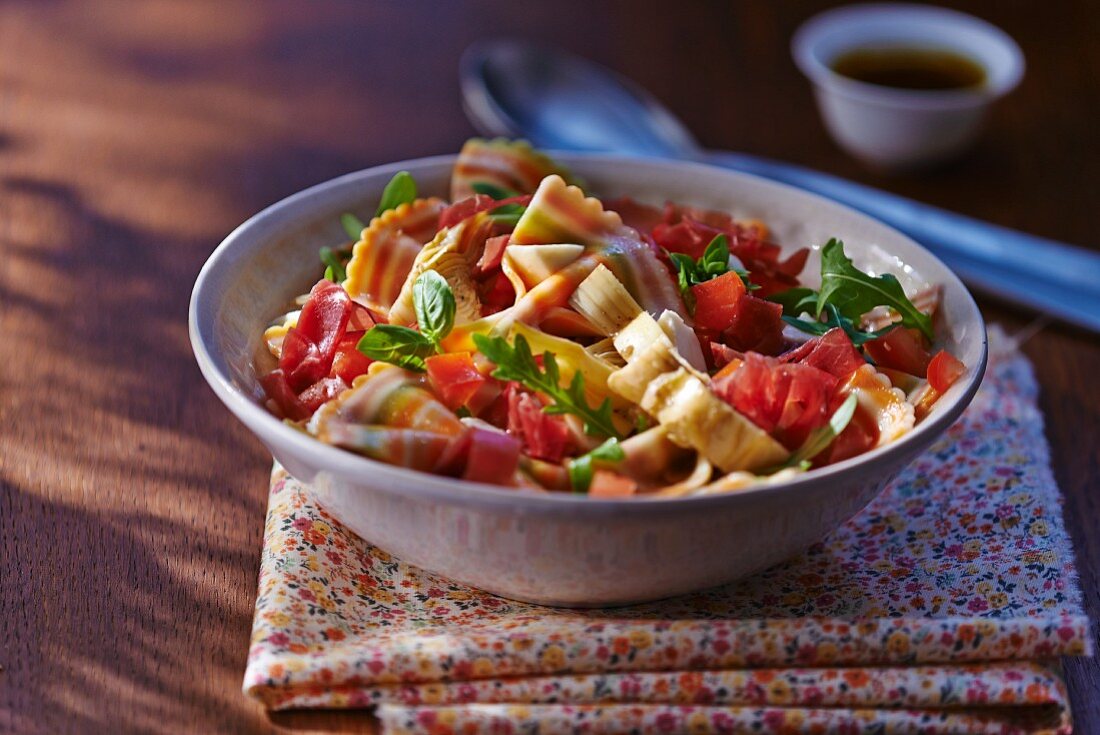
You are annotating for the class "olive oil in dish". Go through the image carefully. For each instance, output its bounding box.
[831,47,986,91]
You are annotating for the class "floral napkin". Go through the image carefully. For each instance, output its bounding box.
[244,328,1091,734]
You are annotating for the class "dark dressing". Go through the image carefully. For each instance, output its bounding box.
[831,47,986,91]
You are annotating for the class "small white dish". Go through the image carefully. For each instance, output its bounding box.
[792,3,1024,170]
[190,153,986,606]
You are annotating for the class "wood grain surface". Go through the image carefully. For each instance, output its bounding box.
[1,2,1096,733]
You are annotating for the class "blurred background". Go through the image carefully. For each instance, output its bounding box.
[2,2,1097,733]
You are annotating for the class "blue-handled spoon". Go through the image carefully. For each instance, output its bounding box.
[461,40,1100,332]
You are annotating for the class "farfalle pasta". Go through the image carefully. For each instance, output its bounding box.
[258,139,966,497]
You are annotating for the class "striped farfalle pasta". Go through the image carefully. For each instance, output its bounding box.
[258,139,964,496]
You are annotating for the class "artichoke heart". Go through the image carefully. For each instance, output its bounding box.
[608,341,787,473]
[569,263,643,336]
[389,214,492,326]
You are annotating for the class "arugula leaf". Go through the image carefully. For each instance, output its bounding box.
[567,438,626,493]
[782,304,898,347]
[767,287,818,316]
[782,393,859,467]
[473,333,622,439]
[375,171,418,216]
[818,239,933,340]
[319,246,347,283]
[413,271,456,346]
[472,181,521,200]
[340,213,366,240]
[487,211,524,227]
[356,325,435,372]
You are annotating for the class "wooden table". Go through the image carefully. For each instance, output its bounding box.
[2,2,1096,732]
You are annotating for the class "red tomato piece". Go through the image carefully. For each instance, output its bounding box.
[864,327,931,378]
[506,384,573,462]
[721,295,785,356]
[462,429,522,485]
[425,352,489,411]
[589,470,638,498]
[691,271,747,332]
[478,271,516,314]
[280,279,353,392]
[330,330,372,384]
[259,369,311,422]
[779,328,865,379]
[711,352,838,449]
[821,402,878,465]
[297,376,348,414]
[927,350,966,393]
[476,234,511,274]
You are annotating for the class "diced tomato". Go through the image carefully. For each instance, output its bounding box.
[462,429,522,485]
[927,350,966,393]
[330,330,372,383]
[259,369,311,422]
[439,194,532,229]
[425,352,489,411]
[779,328,865,379]
[588,470,638,498]
[477,271,516,315]
[821,400,878,465]
[297,376,348,413]
[864,327,931,378]
[476,234,511,274]
[691,271,746,332]
[721,295,785,356]
[712,352,838,449]
[279,279,354,392]
[506,384,573,462]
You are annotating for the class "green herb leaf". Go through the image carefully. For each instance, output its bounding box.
[700,234,731,277]
[487,211,524,227]
[473,333,622,439]
[319,246,347,283]
[471,181,522,200]
[782,393,859,468]
[356,325,435,372]
[767,286,819,316]
[782,304,898,347]
[341,213,366,240]
[375,171,418,217]
[818,239,934,340]
[567,437,626,493]
[412,271,456,346]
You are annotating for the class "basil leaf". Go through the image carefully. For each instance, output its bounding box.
[412,271,456,345]
[818,239,934,340]
[767,287,819,316]
[375,171,418,216]
[472,181,521,200]
[356,325,435,372]
[319,246,347,283]
[567,437,626,493]
[341,213,366,240]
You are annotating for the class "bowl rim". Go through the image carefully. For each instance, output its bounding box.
[791,2,1025,110]
[189,151,987,516]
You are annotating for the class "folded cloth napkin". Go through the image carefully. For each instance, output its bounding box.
[244,327,1091,734]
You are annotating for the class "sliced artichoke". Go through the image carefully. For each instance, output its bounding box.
[568,263,643,336]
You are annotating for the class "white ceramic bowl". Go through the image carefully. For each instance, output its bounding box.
[792,3,1024,170]
[190,154,986,606]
